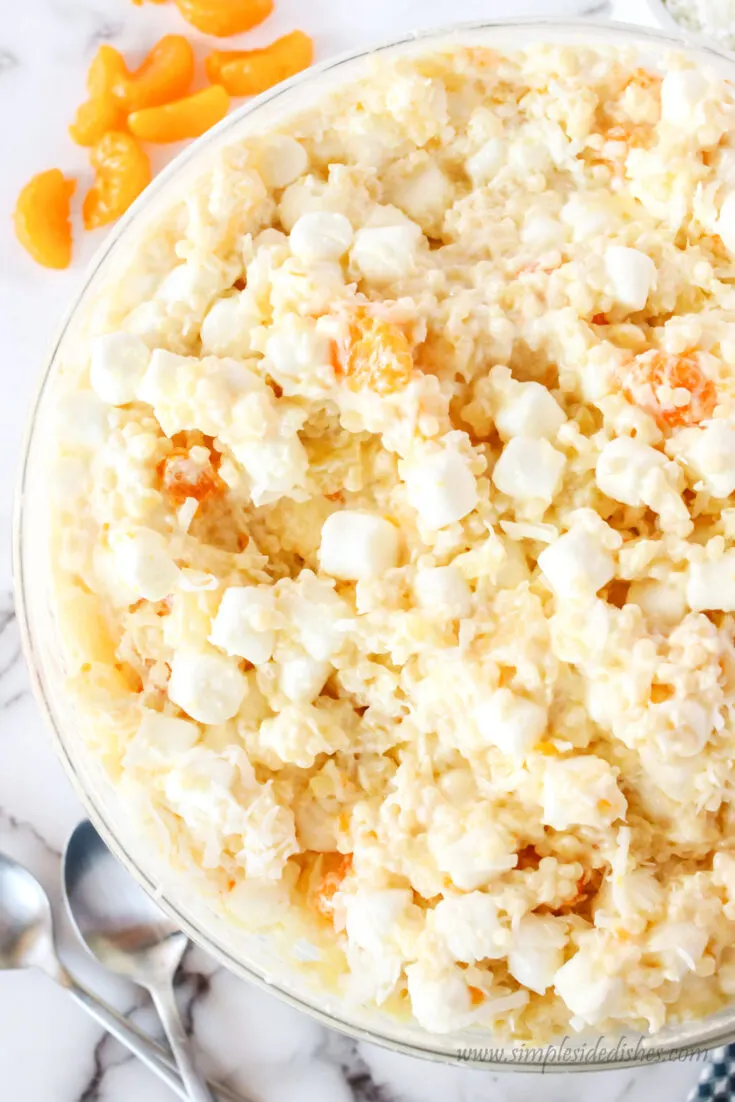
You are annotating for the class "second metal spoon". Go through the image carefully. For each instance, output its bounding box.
[63,820,215,1102]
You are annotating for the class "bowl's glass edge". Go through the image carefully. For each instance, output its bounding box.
[14,16,735,1068]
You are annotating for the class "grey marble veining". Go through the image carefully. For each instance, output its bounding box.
[0,0,712,1098]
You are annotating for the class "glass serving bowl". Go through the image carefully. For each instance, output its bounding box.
[15,17,735,1071]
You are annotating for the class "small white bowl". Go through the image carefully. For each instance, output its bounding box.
[646,0,735,49]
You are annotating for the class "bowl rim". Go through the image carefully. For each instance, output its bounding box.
[14,15,735,1070]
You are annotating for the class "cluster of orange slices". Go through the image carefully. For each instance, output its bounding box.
[14,0,313,269]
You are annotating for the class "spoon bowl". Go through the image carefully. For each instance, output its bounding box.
[64,819,187,985]
[0,854,56,973]
[64,821,215,1102]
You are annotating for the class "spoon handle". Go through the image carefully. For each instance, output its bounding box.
[149,981,217,1102]
[56,970,237,1100]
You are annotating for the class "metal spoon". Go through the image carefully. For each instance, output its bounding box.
[0,851,236,1100]
[64,820,215,1102]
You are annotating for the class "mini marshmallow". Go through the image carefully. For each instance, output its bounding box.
[278,655,331,703]
[554,950,621,1023]
[414,565,472,618]
[111,527,179,602]
[542,756,626,830]
[168,648,248,725]
[289,211,354,262]
[595,436,667,507]
[495,381,566,441]
[209,587,277,665]
[403,450,479,529]
[431,892,504,963]
[265,317,334,392]
[257,136,308,188]
[687,551,735,612]
[660,69,707,127]
[508,914,567,994]
[604,246,656,312]
[466,138,507,184]
[538,526,616,599]
[351,222,423,283]
[474,688,547,759]
[90,332,151,406]
[681,421,735,498]
[492,438,565,504]
[319,510,400,581]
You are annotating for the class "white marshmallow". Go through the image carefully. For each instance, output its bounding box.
[508,915,567,994]
[718,192,735,254]
[604,246,656,312]
[389,162,452,226]
[414,565,472,618]
[542,756,626,830]
[681,421,735,498]
[110,527,179,602]
[278,655,331,703]
[265,317,334,395]
[554,950,621,1023]
[628,578,687,627]
[125,711,200,768]
[319,510,399,581]
[403,450,478,529]
[431,892,504,963]
[494,382,566,441]
[405,961,472,1034]
[538,527,616,600]
[492,437,566,504]
[200,294,257,358]
[289,211,354,262]
[474,688,547,759]
[687,552,735,612]
[351,223,423,283]
[209,587,277,665]
[660,69,707,127]
[168,648,248,725]
[257,136,308,189]
[467,138,507,184]
[595,436,667,507]
[90,332,151,406]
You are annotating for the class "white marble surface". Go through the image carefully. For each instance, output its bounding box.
[0,0,716,1099]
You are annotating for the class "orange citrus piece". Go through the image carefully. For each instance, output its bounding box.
[622,351,717,429]
[88,36,195,113]
[69,92,127,147]
[83,132,151,230]
[87,44,128,99]
[206,31,314,96]
[128,85,229,143]
[340,315,414,395]
[14,170,76,270]
[174,0,273,37]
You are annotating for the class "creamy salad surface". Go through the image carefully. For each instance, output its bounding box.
[50,44,735,1038]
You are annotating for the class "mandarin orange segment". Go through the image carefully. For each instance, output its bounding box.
[308,852,352,920]
[83,132,151,230]
[129,84,229,143]
[159,448,225,503]
[87,44,128,99]
[69,93,127,147]
[14,169,76,270]
[341,315,414,395]
[174,0,273,37]
[622,350,717,428]
[101,35,195,112]
[207,31,314,96]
